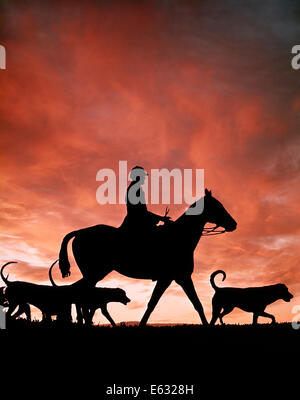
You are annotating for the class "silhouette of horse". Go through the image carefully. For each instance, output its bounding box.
[58,189,237,326]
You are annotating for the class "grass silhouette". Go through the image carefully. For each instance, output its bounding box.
[3,319,298,354]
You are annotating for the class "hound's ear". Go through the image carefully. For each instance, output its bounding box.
[205,188,212,197]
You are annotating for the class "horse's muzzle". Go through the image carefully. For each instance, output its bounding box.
[226,221,237,232]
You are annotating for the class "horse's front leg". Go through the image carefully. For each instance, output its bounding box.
[175,276,208,325]
[140,279,172,327]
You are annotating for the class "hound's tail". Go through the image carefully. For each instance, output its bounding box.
[1,262,17,285]
[210,270,226,291]
[58,231,78,278]
[49,259,59,286]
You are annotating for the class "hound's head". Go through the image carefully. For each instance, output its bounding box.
[275,284,293,302]
[113,288,131,305]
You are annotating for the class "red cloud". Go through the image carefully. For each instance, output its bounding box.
[1,0,299,323]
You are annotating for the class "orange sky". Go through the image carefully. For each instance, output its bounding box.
[1,0,300,324]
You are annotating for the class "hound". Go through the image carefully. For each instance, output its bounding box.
[0,285,31,321]
[49,260,131,325]
[210,270,293,325]
[1,262,72,322]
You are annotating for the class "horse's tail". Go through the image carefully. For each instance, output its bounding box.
[49,259,59,286]
[1,262,17,285]
[59,231,77,278]
[210,270,226,291]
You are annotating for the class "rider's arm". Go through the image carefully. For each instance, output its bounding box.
[148,211,170,224]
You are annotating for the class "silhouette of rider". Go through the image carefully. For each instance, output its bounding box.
[120,166,171,233]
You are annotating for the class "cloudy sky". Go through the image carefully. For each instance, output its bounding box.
[1,0,300,324]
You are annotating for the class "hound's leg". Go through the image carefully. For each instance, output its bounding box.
[59,305,72,323]
[24,304,31,321]
[210,301,222,326]
[82,305,92,325]
[258,311,276,324]
[140,279,172,327]
[10,306,23,319]
[101,305,116,327]
[176,276,208,325]
[42,312,51,323]
[6,304,18,319]
[252,313,258,325]
[218,306,234,325]
[11,304,31,321]
[75,304,84,324]
[88,307,97,325]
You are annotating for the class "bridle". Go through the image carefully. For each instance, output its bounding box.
[202,224,226,236]
[165,206,227,236]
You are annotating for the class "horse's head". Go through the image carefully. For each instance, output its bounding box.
[203,189,237,232]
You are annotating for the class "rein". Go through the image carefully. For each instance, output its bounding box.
[202,225,226,236]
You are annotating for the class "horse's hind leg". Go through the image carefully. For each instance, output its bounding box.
[140,279,172,327]
[72,267,111,288]
[72,235,113,286]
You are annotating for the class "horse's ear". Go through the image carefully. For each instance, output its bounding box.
[205,188,212,197]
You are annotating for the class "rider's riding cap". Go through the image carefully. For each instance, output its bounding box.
[130,166,148,180]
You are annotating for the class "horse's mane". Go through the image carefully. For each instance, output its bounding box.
[174,196,205,224]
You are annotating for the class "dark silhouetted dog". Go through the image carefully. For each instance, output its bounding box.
[72,287,130,326]
[1,262,73,322]
[49,260,131,325]
[210,270,293,325]
[1,261,130,325]
[0,285,31,321]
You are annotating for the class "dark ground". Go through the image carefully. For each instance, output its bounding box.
[4,319,299,347]
[2,320,298,395]
[3,320,299,355]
